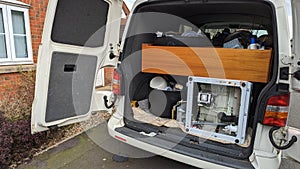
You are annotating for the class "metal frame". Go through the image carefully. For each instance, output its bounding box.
[185,76,252,144]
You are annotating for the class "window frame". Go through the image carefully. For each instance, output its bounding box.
[0,4,12,62]
[0,4,32,65]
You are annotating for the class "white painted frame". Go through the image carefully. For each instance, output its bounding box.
[0,4,12,62]
[0,3,32,65]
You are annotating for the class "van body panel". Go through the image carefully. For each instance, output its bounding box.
[283,0,300,164]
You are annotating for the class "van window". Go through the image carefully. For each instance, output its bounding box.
[203,28,269,47]
[51,0,109,47]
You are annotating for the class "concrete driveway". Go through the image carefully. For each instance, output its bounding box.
[18,123,197,169]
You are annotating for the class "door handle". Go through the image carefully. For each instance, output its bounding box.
[64,64,76,72]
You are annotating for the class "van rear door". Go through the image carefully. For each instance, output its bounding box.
[284,0,300,163]
[31,0,122,133]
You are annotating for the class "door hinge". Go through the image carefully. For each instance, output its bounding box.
[109,43,121,60]
[281,54,294,65]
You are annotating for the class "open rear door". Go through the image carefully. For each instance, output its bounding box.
[31,0,122,133]
[284,0,300,163]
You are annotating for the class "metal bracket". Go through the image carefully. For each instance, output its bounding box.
[109,43,121,60]
[281,54,294,65]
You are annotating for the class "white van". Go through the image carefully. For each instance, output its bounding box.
[31,0,300,168]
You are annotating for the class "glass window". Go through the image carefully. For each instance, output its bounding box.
[11,11,25,34]
[11,10,28,58]
[0,9,7,59]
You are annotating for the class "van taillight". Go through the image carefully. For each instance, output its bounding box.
[112,69,121,95]
[263,94,290,127]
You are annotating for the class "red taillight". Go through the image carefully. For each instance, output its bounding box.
[263,94,290,127]
[112,69,121,95]
[266,94,290,106]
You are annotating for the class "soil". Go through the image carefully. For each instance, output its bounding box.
[9,111,111,169]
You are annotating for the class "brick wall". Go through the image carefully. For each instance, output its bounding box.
[0,0,48,101]
[104,68,114,85]
[20,0,49,63]
[0,73,22,95]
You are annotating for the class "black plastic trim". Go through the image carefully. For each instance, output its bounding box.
[280,67,290,80]
[278,83,289,92]
[124,119,250,159]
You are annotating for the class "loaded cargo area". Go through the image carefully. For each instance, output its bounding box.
[119,0,276,159]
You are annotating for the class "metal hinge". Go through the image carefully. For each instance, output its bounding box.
[281,54,294,65]
[109,43,121,59]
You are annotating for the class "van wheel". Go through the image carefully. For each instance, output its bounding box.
[112,154,129,162]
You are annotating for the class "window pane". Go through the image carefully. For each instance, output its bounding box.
[51,0,109,47]
[0,9,4,33]
[14,36,28,58]
[0,35,7,58]
[11,11,25,34]
[0,9,7,58]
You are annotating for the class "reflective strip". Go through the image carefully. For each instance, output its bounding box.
[266,105,289,112]
[115,135,127,142]
[112,79,120,84]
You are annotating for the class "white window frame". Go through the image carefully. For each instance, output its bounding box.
[0,3,32,65]
[0,4,12,62]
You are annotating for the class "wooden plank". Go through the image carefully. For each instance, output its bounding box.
[142,44,272,83]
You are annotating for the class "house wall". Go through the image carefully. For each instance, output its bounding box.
[0,0,48,101]
[21,0,48,63]
[0,73,22,95]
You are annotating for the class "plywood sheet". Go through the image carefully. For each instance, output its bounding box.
[142,44,272,83]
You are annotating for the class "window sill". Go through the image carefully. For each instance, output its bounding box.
[0,64,36,74]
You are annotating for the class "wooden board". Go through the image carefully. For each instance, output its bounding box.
[142,44,272,83]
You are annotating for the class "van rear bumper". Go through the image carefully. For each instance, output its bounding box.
[110,124,254,169]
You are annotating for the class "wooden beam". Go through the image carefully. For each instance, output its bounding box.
[142,44,272,83]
